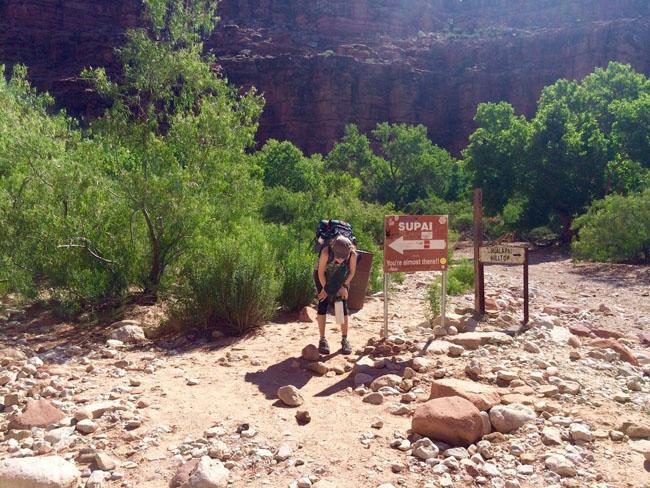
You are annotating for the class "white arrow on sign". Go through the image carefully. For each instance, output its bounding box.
[388,236,446,255]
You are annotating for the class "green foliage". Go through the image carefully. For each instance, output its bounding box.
[176,222,280,335]
[426,280,441,319]
[327,123,465,210]
[446,259,474,296]
[464,62,650,235]
[463,102,530,214]
[256,139,322,192]
[82,0,263,296]
[0,65,132,306]
[278,247,315,312]
[572,189,650,263]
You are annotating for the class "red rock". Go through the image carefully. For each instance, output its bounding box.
[170,458,200,488]
[588,338,639,366]
[301,344,320,361]
[568,323,593,337]
[305,361,329,375]
[591,328,623,339]
[297,307,317,323]
[568,335,582,348]
[428,379,501,412]
[412,396,484,446]
[485,298,498,312]
[9,399,66,429]
[639,331,650,347]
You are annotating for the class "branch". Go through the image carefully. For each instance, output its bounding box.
[57,237,116,265]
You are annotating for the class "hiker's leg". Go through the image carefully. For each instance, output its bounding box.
[340,301,351,354]
[341,300,349,337]
[317,313,327,338]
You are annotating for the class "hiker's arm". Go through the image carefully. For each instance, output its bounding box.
[340,251,357,298]
[317,248,329,301]
[345,251,357,286]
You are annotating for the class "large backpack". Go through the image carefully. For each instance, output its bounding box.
[313,219,356,254]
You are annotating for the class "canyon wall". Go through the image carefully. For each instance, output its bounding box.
[1,0,649,154]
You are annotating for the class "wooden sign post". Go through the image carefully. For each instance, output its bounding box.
[478,244,530,326]
[473,188,529,327]
[383,215,449,338]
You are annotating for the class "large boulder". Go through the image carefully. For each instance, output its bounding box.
[9,399,66,430]
[489,404,536,433]
[276,385,304,407]
[0,456,80,488]
[183,456,229,488]
[412,396,484,446]
[428,378,501,411]
[110,322,146,343]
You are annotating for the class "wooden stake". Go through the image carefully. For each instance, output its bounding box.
[473,189,485,315]
[523,246,529,325]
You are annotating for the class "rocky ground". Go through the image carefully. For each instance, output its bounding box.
[0,247,649,488]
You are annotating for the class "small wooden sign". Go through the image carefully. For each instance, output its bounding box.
[479,245,526,265]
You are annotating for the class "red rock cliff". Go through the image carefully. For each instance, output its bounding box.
[1,0,649,154]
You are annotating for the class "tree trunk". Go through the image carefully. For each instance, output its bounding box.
[142,208,161,298]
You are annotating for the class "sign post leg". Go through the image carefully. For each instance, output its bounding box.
[523,247,529,325]
[383,272,389,338]
[473,189,485,316]
[441,270,447,330]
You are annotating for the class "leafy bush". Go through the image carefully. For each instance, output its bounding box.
[176,223,280,335]
[426,279,442,319]
[572,189,650,263]
[279,248,315,312]
[446,259,474,295]
[527,226,558,246]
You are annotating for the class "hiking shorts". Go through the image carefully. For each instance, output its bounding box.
[313,270,349,316]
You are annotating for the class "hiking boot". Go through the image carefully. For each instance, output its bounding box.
[318,337,330,355]
[341,337,352,355]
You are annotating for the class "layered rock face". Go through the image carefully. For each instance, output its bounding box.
[1,0,649,154]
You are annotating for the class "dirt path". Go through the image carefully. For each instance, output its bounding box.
[1,248,649,488]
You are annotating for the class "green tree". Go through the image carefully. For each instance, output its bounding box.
[463,102,530,214]
[255,139,322,192]
[526,86,609,233]
[83,0,263,296]
[371,123,458,208]
[0,65,132,306]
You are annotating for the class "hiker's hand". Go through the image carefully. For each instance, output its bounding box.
[318,289,328,301]
[339,287,349,300]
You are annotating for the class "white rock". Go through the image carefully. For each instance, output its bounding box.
[186,456,229,488]
[412,438,439,460]
[76,419,98,434]
[110,324,146,344]
[0,455,80,488]
[277,385,304,407]
[569,423,593,442]
[489,404,536,433]
[545,454,576,477]
[85,470,108,488]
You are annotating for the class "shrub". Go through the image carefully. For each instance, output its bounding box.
[527,226,558,246]
[279,248,315,312]
[572,189,650,263]
[176,224,280,335]
[446,259,474,296]
[426,279,442,319]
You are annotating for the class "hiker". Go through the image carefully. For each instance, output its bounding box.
[314,234,357,355]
